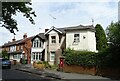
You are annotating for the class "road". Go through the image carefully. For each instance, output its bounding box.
[1,65,119,81]
[2,68,60,81]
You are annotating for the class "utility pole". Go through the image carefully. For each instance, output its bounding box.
[92,18,94,26]
[118,1,120,22]
[49,14,56,26]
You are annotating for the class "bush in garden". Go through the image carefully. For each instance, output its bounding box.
[63,48,120,68]
[63,48,97,67]
[43,61,51,68]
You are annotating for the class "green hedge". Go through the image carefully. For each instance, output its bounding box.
[63,48,98,67]
[63,48,120,67]
[97,48,120,67]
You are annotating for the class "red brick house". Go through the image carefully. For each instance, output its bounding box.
[1,33,34,64]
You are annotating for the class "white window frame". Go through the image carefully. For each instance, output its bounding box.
[32,52,42,61]
[33,53,35,60]
[51,36,56,44]
[50,52,55,61]
[13,55,17,59]
[73,34,80,43]
[33,38,43,48]
[13,54,20,59]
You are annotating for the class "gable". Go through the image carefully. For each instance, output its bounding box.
[44,26,63,35]
[48,30,58,34]
[32,36,43,42]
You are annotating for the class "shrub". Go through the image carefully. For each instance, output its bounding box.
[43,61,51,68]
[63,48,97,67]
[22,59,27,64]
[37,61,43,64]
[63,48,120,68]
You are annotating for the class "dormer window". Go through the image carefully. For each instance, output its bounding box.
[74,34,80,43]
[51,36,56,44]
[33,38,43,48]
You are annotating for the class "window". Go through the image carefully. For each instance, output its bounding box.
[17,46,19,50]
[51,36,56,44]
[10,46,16,52]
[36,40,39,47]
[33,53,35,60]
[21,46,23,49]
[18,54,21,59]
[83,36,86,39]
[13,55,17,59]
[19,45,21,50]
[39,41,43,47]
[74,34,80,43]
[33,38,43,47]
[32,52,42,60]
[39,53,41,60]
[50,52,55,61]
[13,54,20,59]
[36,53,38,60]
[33,40,36,47]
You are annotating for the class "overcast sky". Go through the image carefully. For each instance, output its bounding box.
[0,0,118,45]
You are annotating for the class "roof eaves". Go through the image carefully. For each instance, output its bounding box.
[64,25,95,31]
[44,26,63,35]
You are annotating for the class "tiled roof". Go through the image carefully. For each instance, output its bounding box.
[57,28,65,34]
[3,39,22,47]
[53,25,95,34]
[37,33,45,39]
[2,36,34,47]
[64,25,95,31]
[17,36,34,44]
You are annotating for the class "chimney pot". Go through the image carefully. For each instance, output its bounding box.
[12,36,16,42]
[23,33,27,39]
[45,29,49,32]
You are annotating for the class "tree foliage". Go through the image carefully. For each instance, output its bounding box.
[106,21,120,48]
[106,21,120,51]
[95,24,108,51]
[1,2,36,34]
[2,50,9,59]
[106,21,120,67]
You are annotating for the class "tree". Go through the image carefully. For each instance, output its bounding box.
[1,2,36,34]
[106,21,120,51]
[95,24,108,51]
[106,21,120,67]
[2,50,9,59]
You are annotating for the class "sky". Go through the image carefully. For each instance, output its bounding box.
[0,0,119,45]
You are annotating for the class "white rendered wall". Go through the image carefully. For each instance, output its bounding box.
[66,30,96,52]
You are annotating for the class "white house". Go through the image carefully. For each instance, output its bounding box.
[31,33,45,63]
[44,26,66,65]
[65,25,96,52]
[43,25,96,65]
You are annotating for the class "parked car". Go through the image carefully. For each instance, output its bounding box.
[2,58,11,69]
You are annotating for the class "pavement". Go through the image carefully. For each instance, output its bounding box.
[13,64,62,79]
[13,64,112,80]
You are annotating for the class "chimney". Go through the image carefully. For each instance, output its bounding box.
[8,41,11,43]
[45,29,49,32]
[12,36,16,42]
[23,33,27,39]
